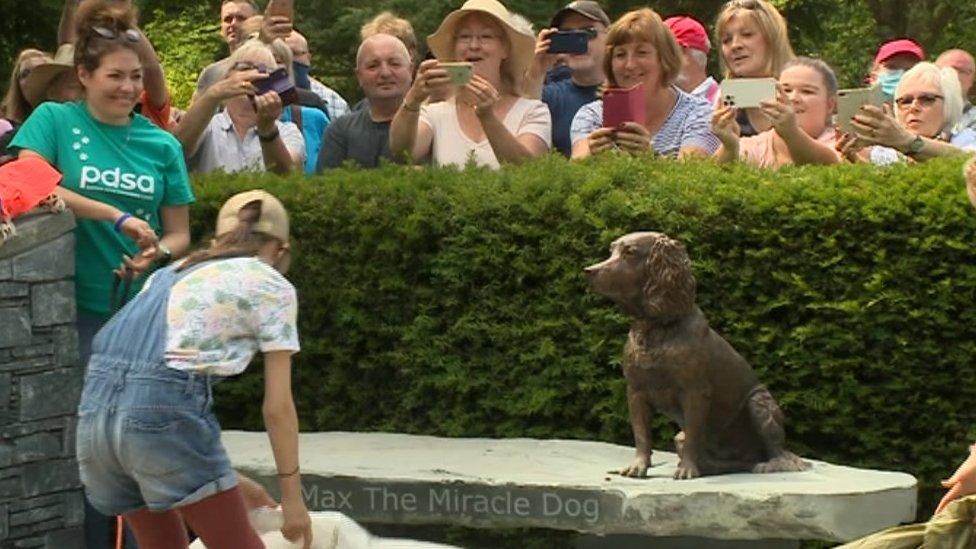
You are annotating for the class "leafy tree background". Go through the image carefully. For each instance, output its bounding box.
[4,0,976,109]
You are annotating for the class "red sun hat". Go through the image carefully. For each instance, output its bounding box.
[0,157,63,220]
[874,38,925,65]
[664,16,710,54]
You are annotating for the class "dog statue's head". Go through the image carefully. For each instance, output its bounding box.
[584,232,696,320]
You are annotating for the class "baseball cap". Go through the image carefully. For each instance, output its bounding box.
[664,16,710,54]
[874,38,925,65]
[551,1,611,28]
[215,190,289,242]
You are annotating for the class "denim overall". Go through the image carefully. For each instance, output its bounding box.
[76,262,237,516]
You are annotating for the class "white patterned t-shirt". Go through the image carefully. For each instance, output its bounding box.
[144,257,300,376]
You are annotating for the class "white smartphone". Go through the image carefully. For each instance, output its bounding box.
[835,86,884,134]
[719,78,777,109]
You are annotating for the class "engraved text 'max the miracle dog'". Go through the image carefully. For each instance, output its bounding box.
[584,232,809,479]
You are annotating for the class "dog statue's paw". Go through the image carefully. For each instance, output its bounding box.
[752,452,810,474]
[619,455,651,478]
[673,459,700,480]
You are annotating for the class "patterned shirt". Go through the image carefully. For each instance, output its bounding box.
[309,78,350,123]
[146,257,300,376]
[570,86,720,157]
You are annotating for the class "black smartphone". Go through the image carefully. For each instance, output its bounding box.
[253,67,298,106]
[548,30,589,55]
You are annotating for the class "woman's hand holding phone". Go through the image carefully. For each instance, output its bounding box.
[760,86,800,139]
[406,60,450,106]
[586,127,616,155]
[464,75,500,118]
[614,122,652,154]
[711,104,741,147]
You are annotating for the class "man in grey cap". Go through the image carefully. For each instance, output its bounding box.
[524,0,610,156]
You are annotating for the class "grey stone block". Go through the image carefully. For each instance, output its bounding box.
[0,372,10,405]
[44,526,84,549]
[14,433,60,464]
[30,283,75,327]
[19,370,81,422]
[0,283,28,299]
[0,259,11,281]
[0,503,7,539]
[0,476,22,499]
[0,357,51,374]
[8,503,61,528]
[52,327,78,368]
[62,492,83,527]
[11,235,74,282]
[0,439,12,467]
[2,419,65,439]
[21,459,79,497]
[0,211,76,261]
[0,308,31,349]
[11,344,53,360]
[62,417,76,458]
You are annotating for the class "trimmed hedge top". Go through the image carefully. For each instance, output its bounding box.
[191,155,975,498]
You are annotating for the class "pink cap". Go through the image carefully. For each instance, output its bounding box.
[874,39,925,65]
[664,16,710,54]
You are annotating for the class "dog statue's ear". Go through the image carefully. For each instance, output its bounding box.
[642,236,696,318]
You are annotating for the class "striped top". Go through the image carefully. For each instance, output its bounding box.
[570,86,720,157]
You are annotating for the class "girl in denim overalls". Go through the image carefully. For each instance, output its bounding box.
[77,190,312,548]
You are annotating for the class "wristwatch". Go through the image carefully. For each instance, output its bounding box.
[904,134,924,157]
[156,242,172,266]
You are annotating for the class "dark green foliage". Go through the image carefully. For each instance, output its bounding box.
[190,155,976,506]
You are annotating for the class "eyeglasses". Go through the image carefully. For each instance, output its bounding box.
[230,61,269,73]
[559,26,600,40]
[894,93,944,108]
[455,33,501,45]
[91,26,141,43]
[728,0,762,8]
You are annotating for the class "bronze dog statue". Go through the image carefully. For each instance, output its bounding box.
[585,232,809,479]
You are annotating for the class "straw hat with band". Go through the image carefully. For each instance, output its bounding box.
[216,190,290,243]
[427,0,536,87]
[22,44,76,108]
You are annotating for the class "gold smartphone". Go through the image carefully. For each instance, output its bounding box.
[439,62,474,87]
[836,87,883,134]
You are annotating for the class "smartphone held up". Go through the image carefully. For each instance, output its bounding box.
[602,83,646,128]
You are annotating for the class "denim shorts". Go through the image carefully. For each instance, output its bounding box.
[77,353,237,516]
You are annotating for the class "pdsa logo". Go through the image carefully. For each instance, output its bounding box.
[80,166,156,194]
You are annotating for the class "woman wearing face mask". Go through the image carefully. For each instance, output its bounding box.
[839,62,973,165]
[869,39,924,104]
[390,0,551,169]
[712,57,840,168]
[570,8,719,159]
[715,0,795,137]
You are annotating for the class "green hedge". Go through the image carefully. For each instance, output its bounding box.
[190,155,976,505]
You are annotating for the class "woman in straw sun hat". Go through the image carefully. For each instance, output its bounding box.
[390,0,552,169]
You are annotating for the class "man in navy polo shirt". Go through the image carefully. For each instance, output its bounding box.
[525,1,609,157]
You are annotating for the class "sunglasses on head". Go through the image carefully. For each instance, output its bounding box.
[91,26,141,43]
[894,93,943,108]
[18,67,32,80]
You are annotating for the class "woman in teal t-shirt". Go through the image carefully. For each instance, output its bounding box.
[11,0,193,332]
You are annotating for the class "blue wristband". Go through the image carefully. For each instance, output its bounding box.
[113,213,132,232]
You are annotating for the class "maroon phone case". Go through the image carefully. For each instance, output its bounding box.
[602,83,646,128]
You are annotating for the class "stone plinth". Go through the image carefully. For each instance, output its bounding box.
[0,211,83,548]
[222,431,917,543]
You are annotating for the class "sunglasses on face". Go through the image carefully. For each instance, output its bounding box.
[558,26,600,40]
[91,26,141,43]
[894,93,944,108]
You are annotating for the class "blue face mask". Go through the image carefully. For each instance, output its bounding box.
[877,69,905,101]
[293,61,311,90]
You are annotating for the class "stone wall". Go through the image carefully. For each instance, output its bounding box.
[0,211,84,548]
